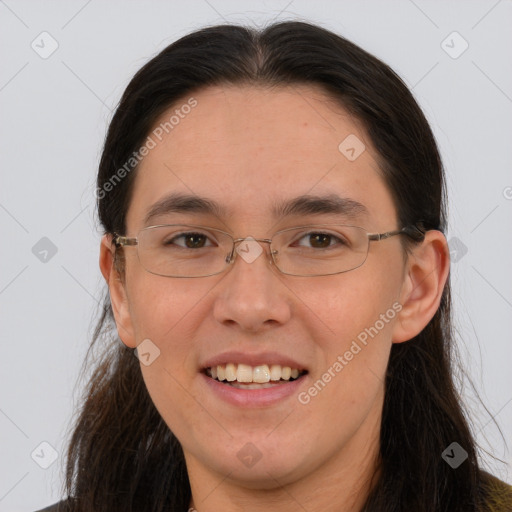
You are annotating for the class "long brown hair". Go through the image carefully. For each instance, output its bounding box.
[62,21,503,511]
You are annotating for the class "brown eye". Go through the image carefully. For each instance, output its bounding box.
[307,233,332,248]
[294,232,346,249]
[183,233,208,249]
[165,232,214,249]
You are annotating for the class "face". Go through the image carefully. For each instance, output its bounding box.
[103,84,440,496]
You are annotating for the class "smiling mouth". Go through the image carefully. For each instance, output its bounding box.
[204,363,308,389]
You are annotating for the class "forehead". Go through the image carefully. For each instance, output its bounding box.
[126,84,397,232]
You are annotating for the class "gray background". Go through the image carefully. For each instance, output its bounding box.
[1,0,511,510]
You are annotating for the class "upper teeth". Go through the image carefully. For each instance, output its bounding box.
[207,363,302,383]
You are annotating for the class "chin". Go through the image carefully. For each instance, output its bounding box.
[197,435,312,487]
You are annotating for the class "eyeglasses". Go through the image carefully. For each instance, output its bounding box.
[113,223,426,278]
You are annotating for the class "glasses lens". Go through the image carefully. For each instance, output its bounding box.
[137,225,232,277]
[271,225,369,276]
[136,224,370,277]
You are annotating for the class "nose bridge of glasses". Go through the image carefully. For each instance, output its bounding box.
[227,236,275,265]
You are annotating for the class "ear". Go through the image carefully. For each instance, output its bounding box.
[99,234,137,348]
[392,230,450,344]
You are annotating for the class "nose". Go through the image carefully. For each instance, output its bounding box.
[213,238,291,332]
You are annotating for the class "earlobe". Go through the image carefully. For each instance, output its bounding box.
[99,234,137,348]
[392,230,450,344]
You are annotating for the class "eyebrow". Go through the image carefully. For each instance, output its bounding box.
[143,192,369,226]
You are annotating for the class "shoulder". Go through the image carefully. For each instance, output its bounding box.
[479,471,512,512]
[34,499,72,512]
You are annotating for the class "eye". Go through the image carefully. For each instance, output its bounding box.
[165,232,215,249]
[293,231,347,249]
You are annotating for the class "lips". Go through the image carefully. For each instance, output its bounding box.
[200,370,307,407]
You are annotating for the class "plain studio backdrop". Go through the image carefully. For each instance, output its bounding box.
[1,1,511,510]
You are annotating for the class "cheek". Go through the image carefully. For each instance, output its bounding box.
[297,303,395,451]
[295,258,402,344]
[128,278,211,439]
[139,359,218,451]
[295,260,401,408]
[126,274,201,345]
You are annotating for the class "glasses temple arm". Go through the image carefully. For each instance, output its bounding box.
[113,235,138,247]
[368,224,427,242]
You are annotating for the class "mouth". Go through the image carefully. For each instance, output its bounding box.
[203,363,308,390]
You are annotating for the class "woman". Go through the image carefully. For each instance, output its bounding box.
[37,20,511,512]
